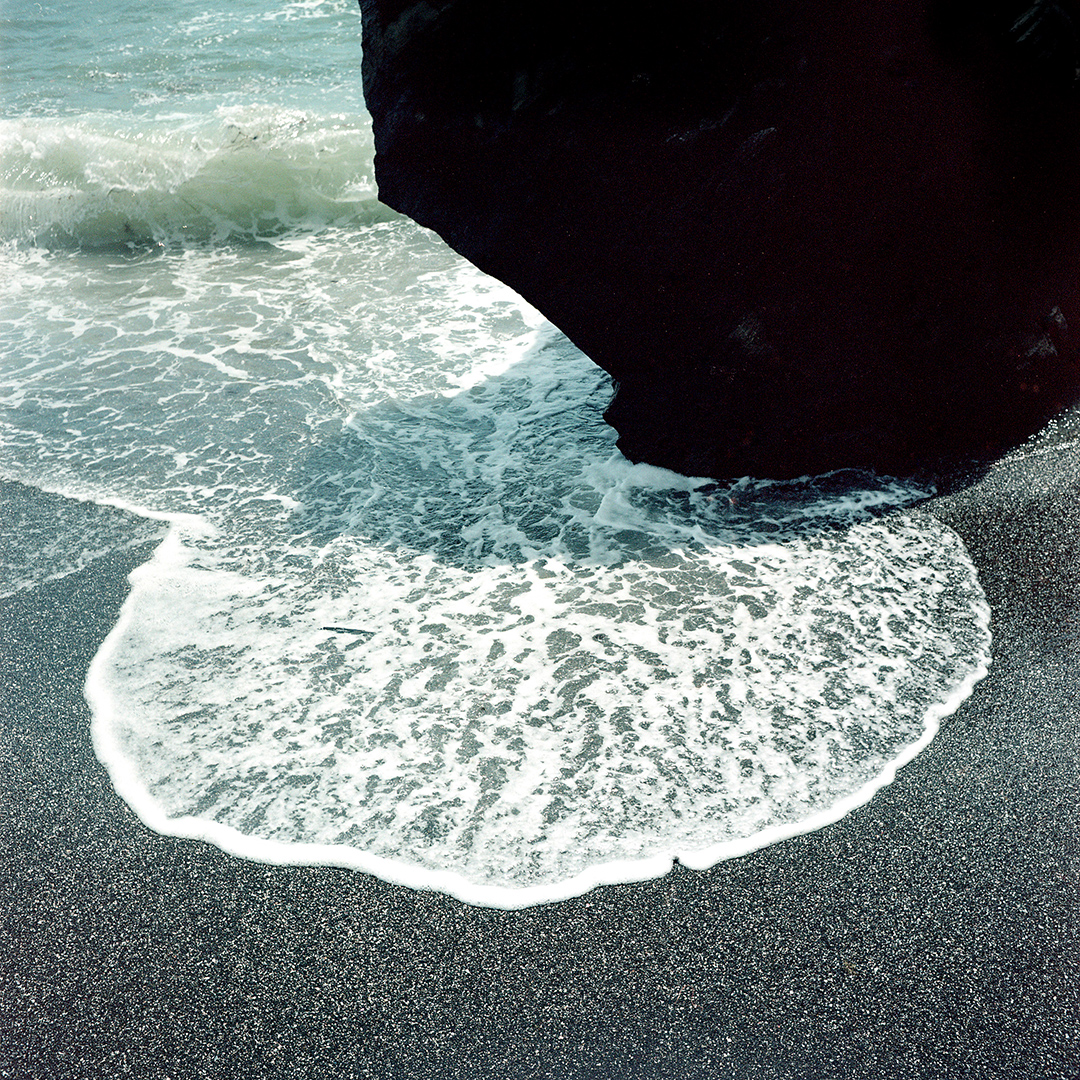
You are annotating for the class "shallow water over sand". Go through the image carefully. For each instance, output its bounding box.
[1,0,991,905]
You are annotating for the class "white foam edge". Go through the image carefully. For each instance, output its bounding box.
[0,476,215,597]
[0,472,217,540]
[84,512,991,909]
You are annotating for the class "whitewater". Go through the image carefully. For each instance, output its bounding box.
[0,0,991,907]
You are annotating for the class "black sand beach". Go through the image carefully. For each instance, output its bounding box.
[3,443,1079,1080]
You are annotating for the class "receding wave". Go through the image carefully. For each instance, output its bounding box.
[1,209,991,908]
[0,106,393,247]
[88,451,990,909]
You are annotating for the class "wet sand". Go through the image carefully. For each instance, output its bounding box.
[3,447,1078,1080]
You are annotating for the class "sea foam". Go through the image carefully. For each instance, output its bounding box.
[2,215,991,908]
[86,330,990,906]
[0,107,387,248]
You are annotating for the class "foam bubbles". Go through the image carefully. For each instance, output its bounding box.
[2,215,990,907]
[88,333,989,907]
[0,108,386,247]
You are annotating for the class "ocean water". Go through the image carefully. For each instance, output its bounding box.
[1,0,992,907]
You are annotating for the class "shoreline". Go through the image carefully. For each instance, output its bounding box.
[3,459,1078,1079]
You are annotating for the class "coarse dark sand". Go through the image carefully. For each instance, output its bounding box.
[2,446,1078,1080]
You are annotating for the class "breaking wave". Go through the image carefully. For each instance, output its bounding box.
[0,106,390,247]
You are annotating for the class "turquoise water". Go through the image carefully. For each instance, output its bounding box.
[1,0,364,119]
[0,1,992,906]
[1,0,379,246]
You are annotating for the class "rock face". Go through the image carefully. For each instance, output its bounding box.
[357,1,1080,479]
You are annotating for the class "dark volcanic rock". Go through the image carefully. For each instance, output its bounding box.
[357,1,1080,479]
